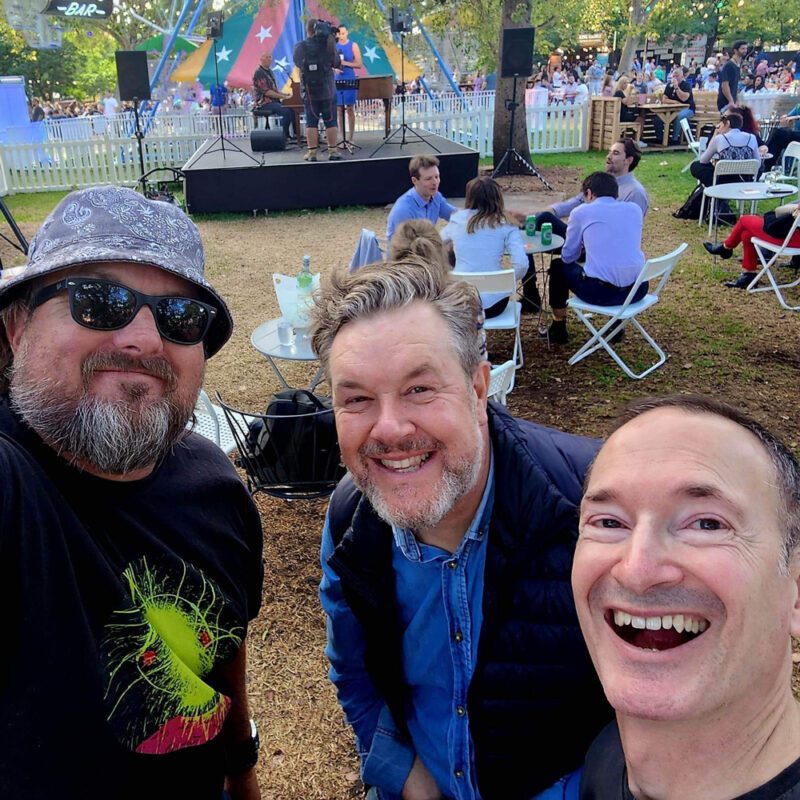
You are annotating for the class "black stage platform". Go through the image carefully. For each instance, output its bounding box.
[182,131,479,215]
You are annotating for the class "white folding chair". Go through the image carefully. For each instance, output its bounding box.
[189,390,238,455]
[698,158,760,236]
[452,269,522,387]
[488,360,515,405]
[349,228,385,272]
[777,141,800,185]
[748,215,800,310]
[567,243,688,380]
[680,118,701,173]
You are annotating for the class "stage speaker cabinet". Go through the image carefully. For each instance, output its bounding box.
[250,128,286,152]
[115,51,151,101]
[500,28,535,78]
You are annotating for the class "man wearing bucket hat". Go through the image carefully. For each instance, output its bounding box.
[0,186,263,799]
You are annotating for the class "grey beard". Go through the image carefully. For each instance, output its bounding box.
[353,425,485,532]
[9,354,193,476]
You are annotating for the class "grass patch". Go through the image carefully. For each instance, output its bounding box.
[4,190,70,223]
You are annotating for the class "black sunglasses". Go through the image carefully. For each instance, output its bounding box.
[32,277,217,346]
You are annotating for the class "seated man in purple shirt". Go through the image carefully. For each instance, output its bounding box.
[386,155,457,242]
[548,171,646,345]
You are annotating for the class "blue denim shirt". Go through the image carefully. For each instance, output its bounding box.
[385,186,457,241]
[320,457,494,799]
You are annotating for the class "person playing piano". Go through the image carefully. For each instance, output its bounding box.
[252,51,295,139]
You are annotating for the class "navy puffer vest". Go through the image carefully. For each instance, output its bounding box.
[327,404,612,799]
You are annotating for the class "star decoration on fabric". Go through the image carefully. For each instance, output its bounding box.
[255,25,272,43]
[275,57,289,70]
[216,46,232,62]
[363,45,379,63]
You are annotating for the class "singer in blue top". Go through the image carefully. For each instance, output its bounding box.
[335,25,363,142]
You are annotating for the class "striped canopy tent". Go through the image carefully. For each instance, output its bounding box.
[171,0,421,89]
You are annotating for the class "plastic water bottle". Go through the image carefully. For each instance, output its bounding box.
[296,254,313,327]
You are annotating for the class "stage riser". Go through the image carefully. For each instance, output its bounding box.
[182,132,479,215]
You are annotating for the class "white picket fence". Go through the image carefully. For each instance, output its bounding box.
[0,92,588,195]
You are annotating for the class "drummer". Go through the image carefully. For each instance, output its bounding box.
[335,25,363,142]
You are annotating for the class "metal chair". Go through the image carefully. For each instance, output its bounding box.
[488,360,515,405]
[567,243,688,380]
[452,269,522,388]
[187,389,237,455]
[217,393,345,500]
[777,141,800,185]
[698,158,760,236]
[748,215,800,310]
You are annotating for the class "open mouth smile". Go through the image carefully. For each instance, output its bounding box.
[606,609,710,651]
[376,453,432,473]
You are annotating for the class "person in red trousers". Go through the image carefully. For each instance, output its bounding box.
[704,204,800,288]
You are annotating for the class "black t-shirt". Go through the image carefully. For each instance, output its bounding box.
[581,721,800,799]
[665,79,695,111]
[293,35,339,100]
[615,90,637,122]
[0,399,263,799]
[718,59,741,109]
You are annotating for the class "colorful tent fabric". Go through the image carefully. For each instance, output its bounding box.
[171,0,420,88]
[136,33,198,54]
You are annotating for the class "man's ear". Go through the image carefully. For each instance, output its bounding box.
[472,361,491,416]
[789,550,800,639]
[4,305,31,355]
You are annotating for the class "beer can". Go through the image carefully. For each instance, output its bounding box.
[524,214,537,237]
[541,222,553,245]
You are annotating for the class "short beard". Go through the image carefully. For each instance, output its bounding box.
[10,348,196,475]
[353,410,486,532]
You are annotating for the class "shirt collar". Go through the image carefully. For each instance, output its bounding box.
[412,188,433,208]
[393,446,495,561]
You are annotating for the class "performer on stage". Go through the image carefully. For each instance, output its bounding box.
[252,51,294,138]
[335,25,363,143]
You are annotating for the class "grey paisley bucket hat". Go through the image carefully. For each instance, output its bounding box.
[0,186,233,357]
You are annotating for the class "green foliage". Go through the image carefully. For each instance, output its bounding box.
[0,19,116,100]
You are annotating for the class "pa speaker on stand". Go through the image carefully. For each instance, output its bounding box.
[492,27,552,189]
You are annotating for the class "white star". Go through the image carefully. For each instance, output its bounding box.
[216,46,232,62]
[363,45,379,63]
[255,25,272,43]
[275,57,289,70]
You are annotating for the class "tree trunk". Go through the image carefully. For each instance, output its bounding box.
[492,0,533,167]
[618,35,641,74]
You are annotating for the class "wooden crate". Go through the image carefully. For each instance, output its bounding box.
[588,96,642,151]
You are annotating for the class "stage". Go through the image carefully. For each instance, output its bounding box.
[182,131,479,215]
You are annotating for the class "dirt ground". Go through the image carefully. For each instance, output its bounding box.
[3,164,800,799]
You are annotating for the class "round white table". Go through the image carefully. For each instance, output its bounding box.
[703,182,798,240]
[522,232,565,337]
[251,318,323,390]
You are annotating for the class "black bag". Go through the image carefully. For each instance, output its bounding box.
[244,389,343,487]
[762,210,795,239]
[673,184,705,220]
[298,39,329,90]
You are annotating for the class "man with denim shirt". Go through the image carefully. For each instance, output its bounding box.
[311,259,611,800]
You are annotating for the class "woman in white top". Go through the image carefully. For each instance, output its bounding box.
[441,176,528,318]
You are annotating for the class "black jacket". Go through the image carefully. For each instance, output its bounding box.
[327,403,612,799]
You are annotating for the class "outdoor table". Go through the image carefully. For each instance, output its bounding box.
[523,232,565,338]
[251,318,323,391]
[634,102,689,149]
[704,182,798,242]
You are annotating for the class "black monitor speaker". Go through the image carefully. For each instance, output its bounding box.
[115,51,151,101]
[500,28,535,78]
[206,13,224,39]
[250,128,286,152]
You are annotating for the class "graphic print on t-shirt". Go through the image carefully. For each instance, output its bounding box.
[100,557,243,754]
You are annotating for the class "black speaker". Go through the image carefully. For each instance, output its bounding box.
[250,129,286,152]
[500,28,535,78]
[115,51,151,101]
[206,13,224,39]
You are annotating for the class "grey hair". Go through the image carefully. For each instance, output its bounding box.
[309,257,486,380]
[606,395,800,573]
[0,288,36,395]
